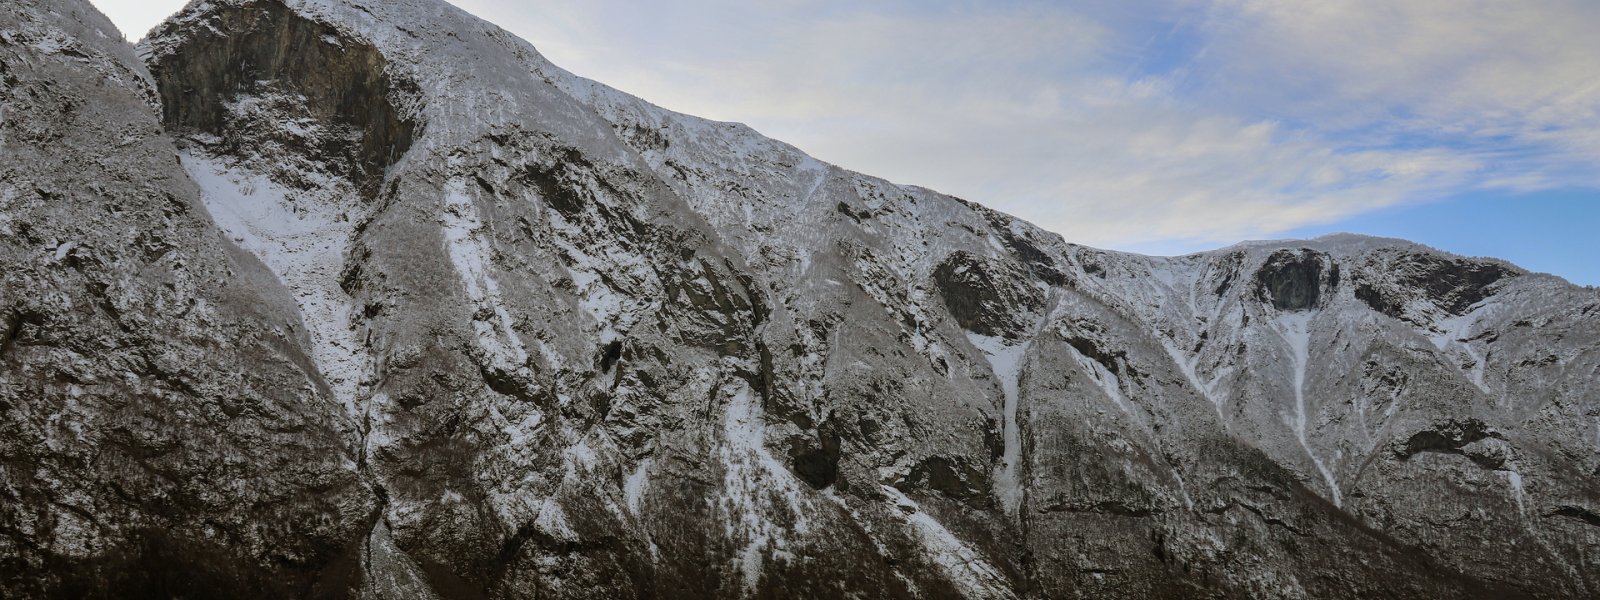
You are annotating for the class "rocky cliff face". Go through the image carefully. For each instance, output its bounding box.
[3,0,1597,598]
[0,1,372,597]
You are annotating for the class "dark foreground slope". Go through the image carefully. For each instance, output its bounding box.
[2,0,1597,598]
[0,0,373,597]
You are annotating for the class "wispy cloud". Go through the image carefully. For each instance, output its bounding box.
[1191,0,1600,191]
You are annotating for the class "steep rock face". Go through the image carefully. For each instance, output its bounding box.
[2,0,1597,598]
[933,250,1044,339]
[0,1,371,597]
[143,0,416,197]
[1254,248,1336,311]
[1352,248,1522,322]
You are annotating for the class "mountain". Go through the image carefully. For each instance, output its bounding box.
[2,0,1597,598]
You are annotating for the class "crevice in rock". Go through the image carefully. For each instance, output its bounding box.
[486,521,646,598]
[835,201,869,224]
[1393,419,1503,461]
[1355,283,1403,319]
[1063,335,1130,379]
[478,363,536,402]
[1209,251,1246,297]
[788,424,842,490]
[1037,500,1158,518]
[933,250,1043,338]
[1544,506,1600,528]
[978,210,1071,286]
[895,455,991,507]
[0,310,28,359]
[598,339,623,373]
[514,146,615,218]
[1205,501,1311,537]
[1354,252,1522,320]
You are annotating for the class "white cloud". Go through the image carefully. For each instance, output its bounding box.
[1193,0,1600,187]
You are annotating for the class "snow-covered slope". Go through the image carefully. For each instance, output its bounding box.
[3,0,1597,597]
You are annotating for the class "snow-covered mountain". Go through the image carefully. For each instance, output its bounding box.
[2,0,1597,597]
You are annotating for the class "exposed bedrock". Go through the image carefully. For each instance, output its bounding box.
[1353,250,1522,320]
[1254,248,1336,311]
[933,250,1044,338]
[144,0,417,197]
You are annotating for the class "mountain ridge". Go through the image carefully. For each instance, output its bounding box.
[2,0,1597,598]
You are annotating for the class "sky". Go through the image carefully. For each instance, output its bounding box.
[95,0,1600,286]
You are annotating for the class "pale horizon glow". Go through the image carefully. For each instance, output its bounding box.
[91,0,1600,285]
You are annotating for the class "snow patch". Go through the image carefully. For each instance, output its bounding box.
[719,380,811,597]
[966,332,1029,515]
[500,406,545,447]
[362,521,442,600]
[1159,335,1230,427]
[1503,470,1527,515]
[569,438,598,468]
[30,34,68,56]
[880,486,1018,600]
[535,497,577,541]
[363,393,396,458]
[441,179,532,379]
[1429,304,1498,396]
[181,150,371,416]
[1274,311,1343,508]
[1066,343,1141,428]
[625,459,652,515]
[541,210,653,348]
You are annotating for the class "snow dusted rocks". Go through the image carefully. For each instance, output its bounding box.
[0,0,370,597]
[2,0,1598,598]
[933,250,1044,340]
[143,0,417,198]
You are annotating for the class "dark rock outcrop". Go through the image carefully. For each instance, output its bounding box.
[933,250,1044,338]
[1255,248,1335,311]
[144,0,417,197]
[1353,249,1522,321]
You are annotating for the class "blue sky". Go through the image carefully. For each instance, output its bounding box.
[97,0,1600,286]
